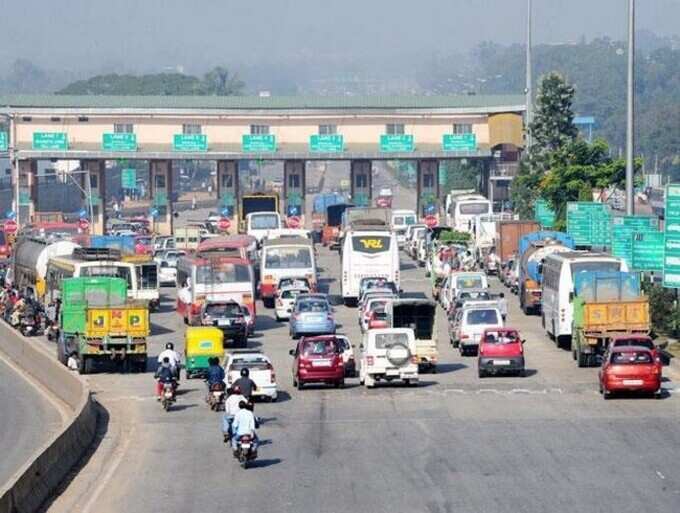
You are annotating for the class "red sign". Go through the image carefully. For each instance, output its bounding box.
[217,217,231,231]
[286,216,301,229]
[3,219,17,234]
[424,215,438,229]
[78,218,90,231]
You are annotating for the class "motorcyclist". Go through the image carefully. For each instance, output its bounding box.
[154,357,176,400]
[231,400,258,455]
[232,368,257,400]
[10,295,26,326]
[157,343,182,379]
[222,385,246,443]
[461,251,474,271]
[205,357,226,400]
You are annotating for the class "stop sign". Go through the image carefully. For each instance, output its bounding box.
[217,217,231,231]
[376,196,390,208]
[287,216,301,229]
[3,219,17,234]
[424,215,438,229]
[78,218,90,231]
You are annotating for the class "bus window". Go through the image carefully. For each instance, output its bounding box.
[264,248,312,269]
[138,264,158,290]
[196,263,251,284]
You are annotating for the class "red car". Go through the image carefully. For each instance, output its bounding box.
[599,346,661,399]
[290,335,345,389]
[478,328,525,378]
[607,335,662,371]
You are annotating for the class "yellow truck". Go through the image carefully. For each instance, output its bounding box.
[571,272,649,367]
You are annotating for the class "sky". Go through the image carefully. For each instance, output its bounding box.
[0,0,678,74]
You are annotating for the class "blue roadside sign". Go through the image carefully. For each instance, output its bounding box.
[5,210,16,220]
[149,207,159,218]
[78,208,89,219]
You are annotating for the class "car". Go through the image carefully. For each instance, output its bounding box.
[158,260,177,286]
[598,346,662,399]
[404,224,427,255]
[358,277,398,304]
[359,296,391,333]
[290,335,345,389]
[225,350,278,401]
[359,328,419,388]
[289,294,336,339]
[606,335,662,370]
[275,285,310,321]
[200,300,248,347]
[478,328,526,377]
[448,288,493,317]
[416,237,428,267]
[450,304,504,356]
[409,227,427,259]
[335,335,357,377]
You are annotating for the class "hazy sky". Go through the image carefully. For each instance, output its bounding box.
[1,0,678,73]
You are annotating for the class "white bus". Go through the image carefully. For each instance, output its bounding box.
[259,237,316,307]
[541,252,628,343]
[447,194,491,233]
[341,230,400,305]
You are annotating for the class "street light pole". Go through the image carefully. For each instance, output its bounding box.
[625,0,635,215]
[525,0,533,150]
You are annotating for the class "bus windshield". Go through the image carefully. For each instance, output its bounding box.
[196,263,251,284]
[459,202,490,215]
[571,261,621,277]
[264,247,312,269]
[80,265,132,289]
[250,214,279,230]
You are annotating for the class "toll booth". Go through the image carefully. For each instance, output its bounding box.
[80,160,106,235]
[217,160,239,233]
[350,160,372,207]
[149,160,173,236]
[417,159,440,221]
[284,160,305,227]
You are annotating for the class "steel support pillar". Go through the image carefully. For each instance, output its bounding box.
[80,160,107,235]
[150,160,174,236]
[217,160,239,234]
[283,160,306,227]
[417,159,440,220]
[350,160,372,207]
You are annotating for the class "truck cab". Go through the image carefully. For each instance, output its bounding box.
[246,212,282,244]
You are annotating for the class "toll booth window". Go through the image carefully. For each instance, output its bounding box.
[222,174,234,188]
[423,174,434,188]
[319,124,337,135]
[114,123,134,133]
[355,174,368,188]
[453,123,472,135]
[182,124,202,135]
[250,125,270,135]
[386,124,405,135]
[90,174,99,189]
[288,174,301,188]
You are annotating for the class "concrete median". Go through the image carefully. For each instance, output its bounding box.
[0,322,97,513]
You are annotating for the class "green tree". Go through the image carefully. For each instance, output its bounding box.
[201,67,244,96]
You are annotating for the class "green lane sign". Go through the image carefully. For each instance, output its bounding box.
[32,132,68,151]
[566,202,611,246]
[0,132,8,152]
[121,168,137,189]
[173,134,207,152]
[310,134,343,153]
[612,215,659,267]
[442,133,477,152]
[242,134,276,153]
[535,200,556,228]
[663,184,680,287]
[632,231,664,272]
[103,133,137,151]
[380,134,414,152]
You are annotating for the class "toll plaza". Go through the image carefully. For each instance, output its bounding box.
[0,94,525,234]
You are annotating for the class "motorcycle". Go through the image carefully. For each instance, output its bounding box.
[161,382,176,411]
[20,313,37,337]
[234,434,258,468]
[206,382,226,411]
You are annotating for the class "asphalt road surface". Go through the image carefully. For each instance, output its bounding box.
[0,356,61,486]
[39,181,680,513]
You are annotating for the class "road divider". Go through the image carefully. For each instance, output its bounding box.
[0,322,97,513]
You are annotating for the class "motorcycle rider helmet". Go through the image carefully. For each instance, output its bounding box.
[165,342,174,350]
[240,368,250,378]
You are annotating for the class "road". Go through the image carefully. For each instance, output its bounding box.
[39,179,680,513]
[0,356,62,486]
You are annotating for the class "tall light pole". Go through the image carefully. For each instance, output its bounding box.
[625,0,635,215]
[525,0,533,150]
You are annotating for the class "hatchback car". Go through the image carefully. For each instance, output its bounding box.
[289,294,336,339]
[478,328,525,377]
[451,304,504,356]
[599,347,662,399]
[606,335,662,370]
[275,285,310,322]
[290,335,345,389]
[359,296,391,333]
[225,350,277,401]
[200,300,248,347]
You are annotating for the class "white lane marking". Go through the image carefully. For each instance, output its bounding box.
[656,471,666,480]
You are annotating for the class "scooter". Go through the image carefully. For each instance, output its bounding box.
[206,382,226,411]
[161,382,176,411]
[234,434,258,469]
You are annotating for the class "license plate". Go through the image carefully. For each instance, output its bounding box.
[218,319,230,326]
[312,359,331,367]
[241,443,251,449]
[493,360,511,366]
[623,379,643,386]
[311,316,325,321]
[386,369,400,376]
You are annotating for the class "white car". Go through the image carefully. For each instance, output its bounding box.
[451,304,504,357]
[335,335,357,377]
[416,238,428,267]
[158,260,177,286]
[408,227,427,258]
[275,286,310,321]
[359,328,419,388]
[225,351,278,401]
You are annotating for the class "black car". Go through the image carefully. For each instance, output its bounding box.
[200,300,248,347]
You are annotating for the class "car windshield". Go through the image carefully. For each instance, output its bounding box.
[613,339,654,350]
[251,214,279,229]
[459,202,490,215]
[301,340,336,356]
[460,291,490,301]
[466,309,499,325]
[457,276,483,289]
[374,332,410,349]
[297,300,328,313]
[265,247,312,269]
[281,289,306,300]
[230,357,270,370]
[484,330,519,344]
[611,351,653,364]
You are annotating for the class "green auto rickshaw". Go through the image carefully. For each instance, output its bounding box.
[184,326,225,379]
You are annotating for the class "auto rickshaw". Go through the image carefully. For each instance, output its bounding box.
[184,326,225,379]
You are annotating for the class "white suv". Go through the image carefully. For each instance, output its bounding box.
[451,304,504,356]
[359,328,419,388]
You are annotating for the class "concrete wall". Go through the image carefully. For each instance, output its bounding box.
[0,323,97,513]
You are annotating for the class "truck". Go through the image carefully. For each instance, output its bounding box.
[323,203,354,249]
[518,231,575,315]
[496,220,539,264]
[385,299,438,372]
[472,213,514,264]
[56,277,150,374]
[572,272,649,368]
[240,193,279,224]
[312,193,345,242]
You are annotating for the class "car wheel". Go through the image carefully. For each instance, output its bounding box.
[296,380,303,390]
[275,314,281,322]
[602,386,611,400]
[365,375,375,389]
[478,368,485,378]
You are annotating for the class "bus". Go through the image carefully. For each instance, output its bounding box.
[46,248,160,309]
[196,235,258,262]
[447,194,491,233]
[341,229,399,305]
[176,255,255,324]
[541,252,628,344]
[259,237,316,307]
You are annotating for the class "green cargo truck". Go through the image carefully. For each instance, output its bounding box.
[56,277,150,374]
